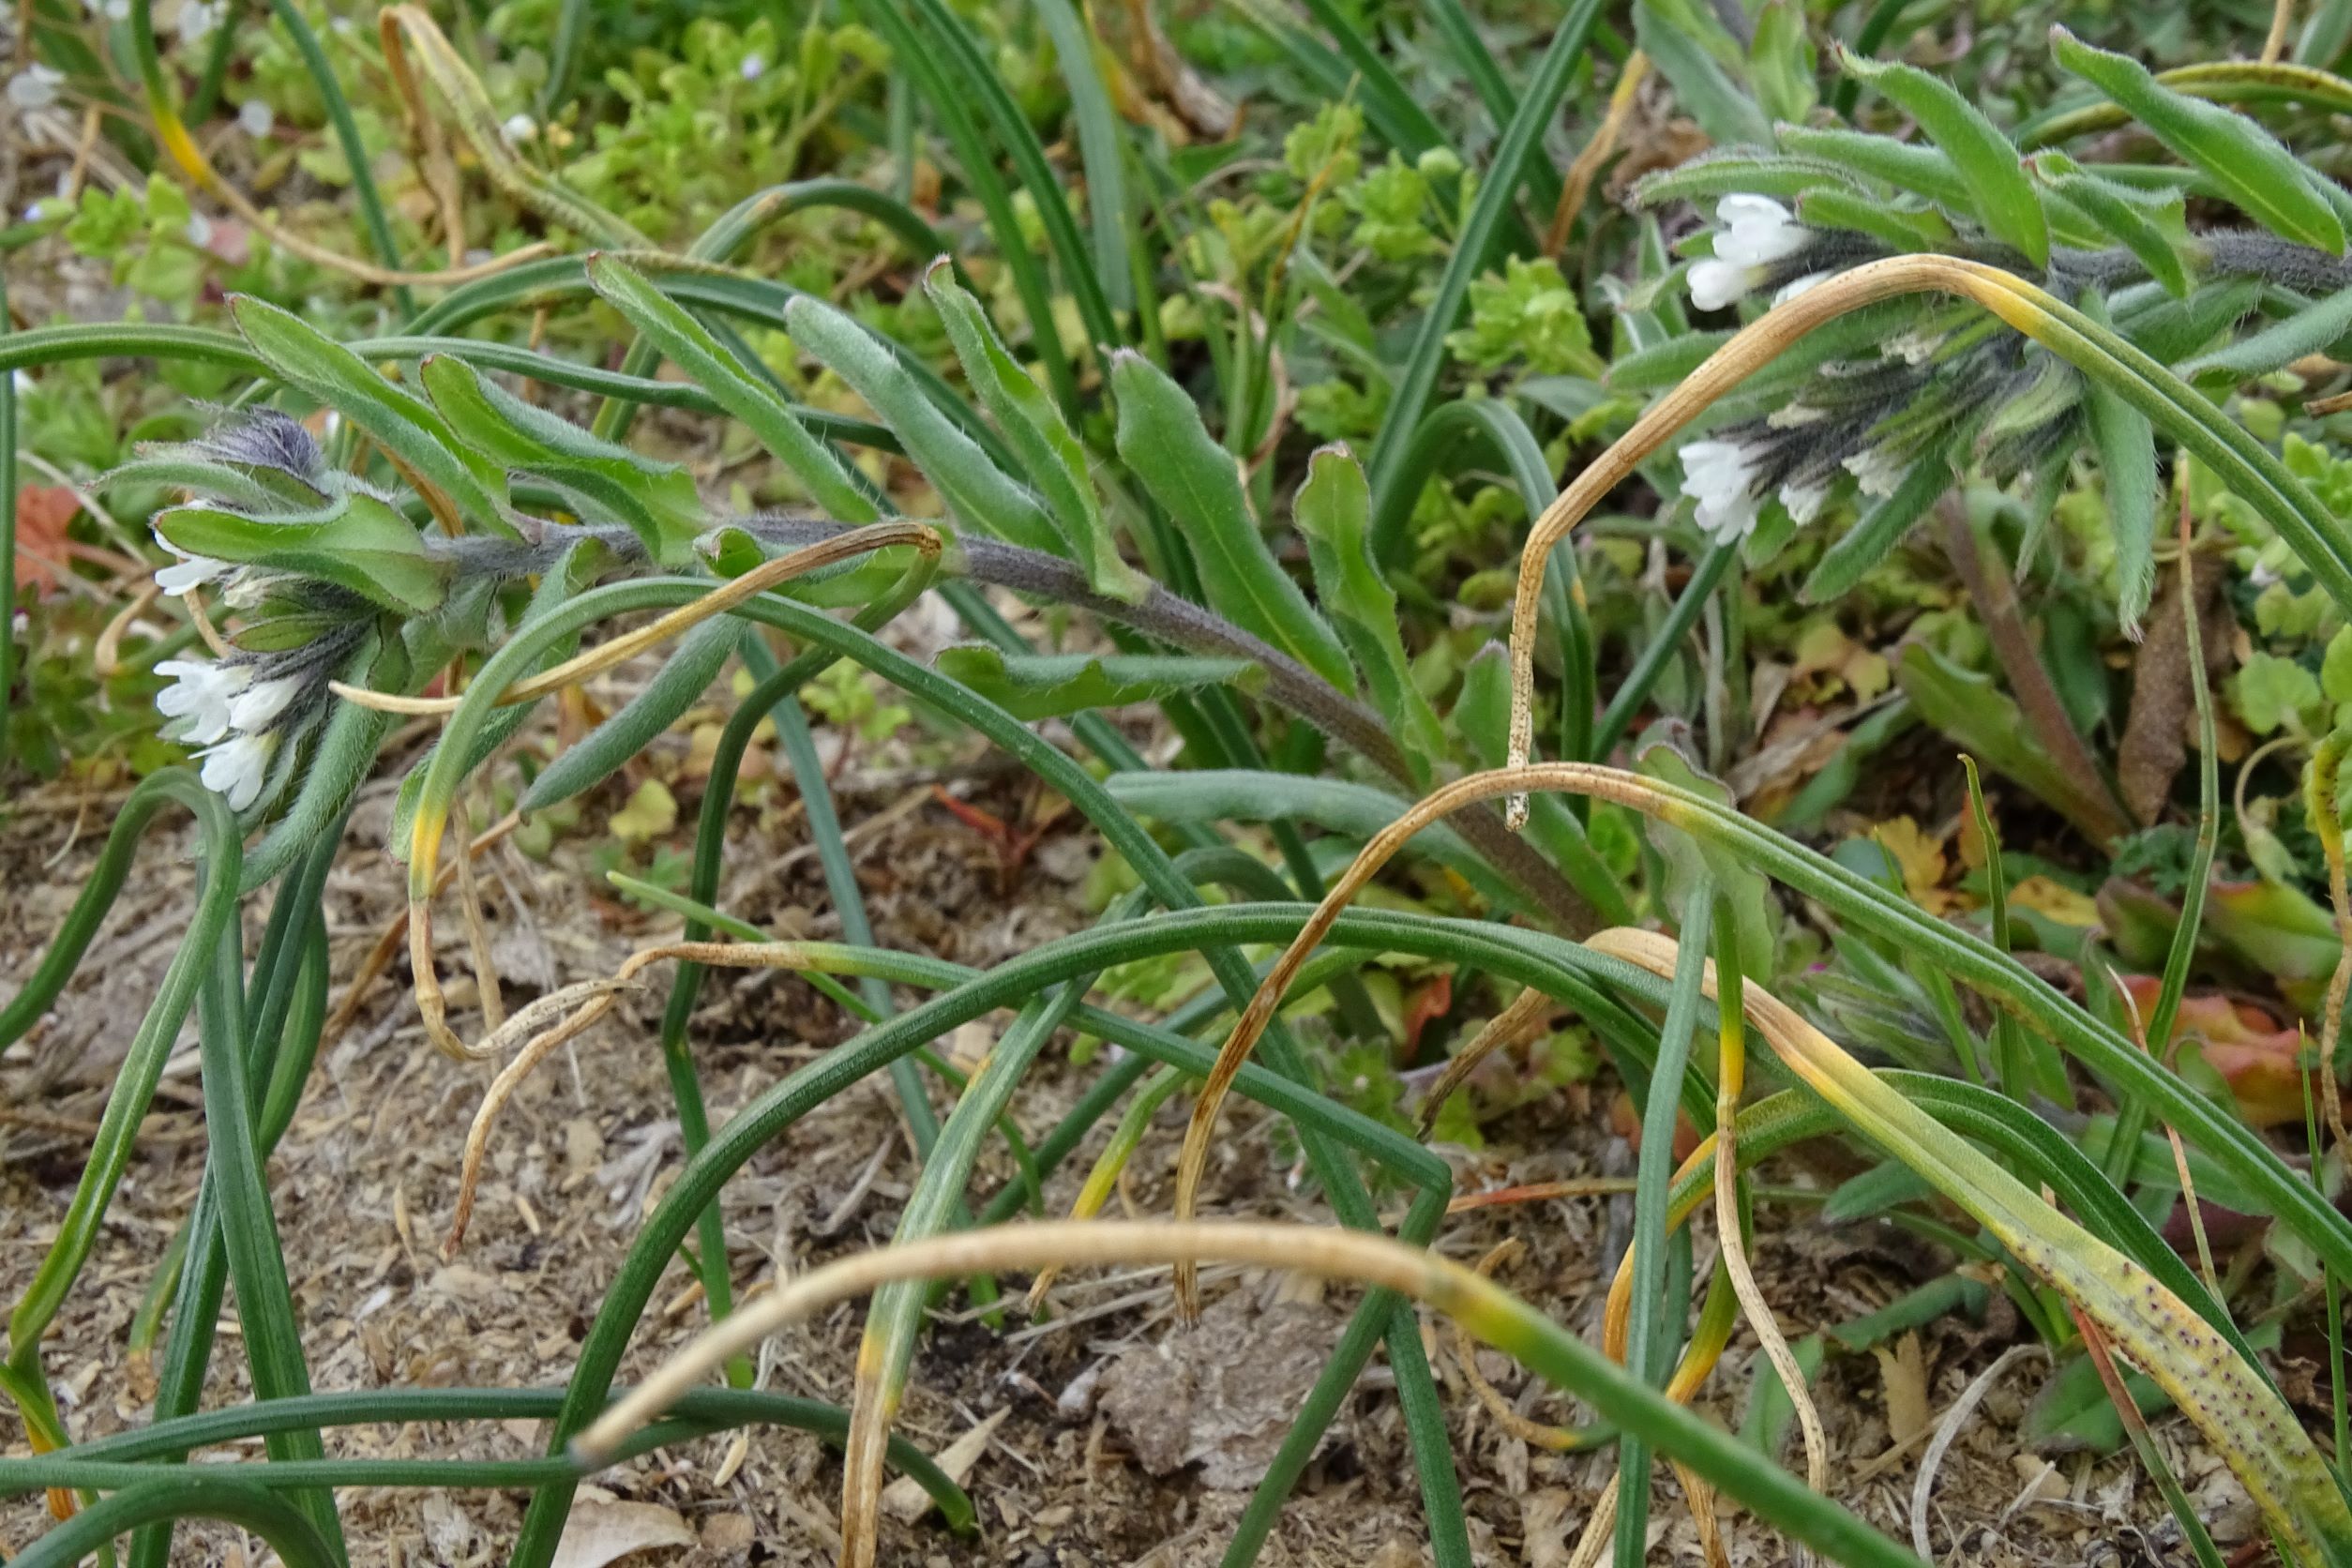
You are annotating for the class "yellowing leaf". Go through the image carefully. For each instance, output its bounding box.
[607,778,678,843]
[1870,817,1953,912]
[2009,875,2100,927]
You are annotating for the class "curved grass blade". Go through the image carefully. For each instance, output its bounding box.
[1364,0,1603,520]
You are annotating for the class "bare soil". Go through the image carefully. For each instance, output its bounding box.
[0,703,2232,1567]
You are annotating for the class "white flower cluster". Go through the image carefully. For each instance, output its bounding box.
[1685,195,1827,313]
[155,656,294,809]
[150,536,309,810]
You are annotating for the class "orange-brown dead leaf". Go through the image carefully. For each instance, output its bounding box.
[2118,974,2338,1129]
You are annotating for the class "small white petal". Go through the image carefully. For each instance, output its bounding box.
[1772,271,1828,307]
[155,546,233,596]
[238,99,274,138]
[1844,445,1907,499]
[228,672,303,733]
[1687,258,1760,312]
[1779,478,1831,525]
[184,212,214,248]
[740,54,765,81]
[198,731,277,811]
[1715,194,1808,268]
[156,657,249,746]
[503,113,536,143]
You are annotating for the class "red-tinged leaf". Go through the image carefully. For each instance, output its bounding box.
[1399,972,1453,1064]
[2118,973,2334,1129]
[14,484,79,596]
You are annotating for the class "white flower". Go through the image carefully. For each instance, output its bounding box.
[1687,257,1756,312]
[198,730,278,810]
[155,538,234,596]
[178,0,221,43]
[184,212,214,249]
[238,99,274,138]
[1715,194,1808,268]
[503,113,535,143]
[7,65,63,116]
[740,53,766,81]
[1687,194,1812,312]
[1845,444,1907,498]
[156,657,250,746]
[1681,438,1761,545]
[1779,477,1831,525]
[228,671,303,733]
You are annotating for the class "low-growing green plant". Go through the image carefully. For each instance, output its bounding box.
[22,0,2352,1565]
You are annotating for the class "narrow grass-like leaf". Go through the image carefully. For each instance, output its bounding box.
[1030,0,1131,311]
[1597,928,2352,1565]
[189,932,342,1554]
[839,981,1087,1564]
[10,1477,340,1568]
[1636,0,1770,146]
[896,0,1120,351]
[1364,0,1603,516]
[1109,351,1354,690]
[267,0,409,313]
[859,0,1082,414]
[2051,26,2344,253]
[1613,879,1715,1568]
[500,587,1473,1568]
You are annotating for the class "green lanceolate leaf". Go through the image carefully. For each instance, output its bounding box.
[2081,314,2161,631]
[2030,154,2191,296]
[920,262,1147,601]
[1294,445,1446,782]
[2050,27,2344,254]
[522,617,739,812]
[156,493,447,616]
[1795,188,1953,252]
[783,294,1057,555]
[1838,47,2047,266]
[1108,350,1354,691]
[932,646,1261,721]
[417,355,707,566]
[582,256,878,523]
[1635,739,1776,976]
[226,295,510,535]
[1772,125,1973,210]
